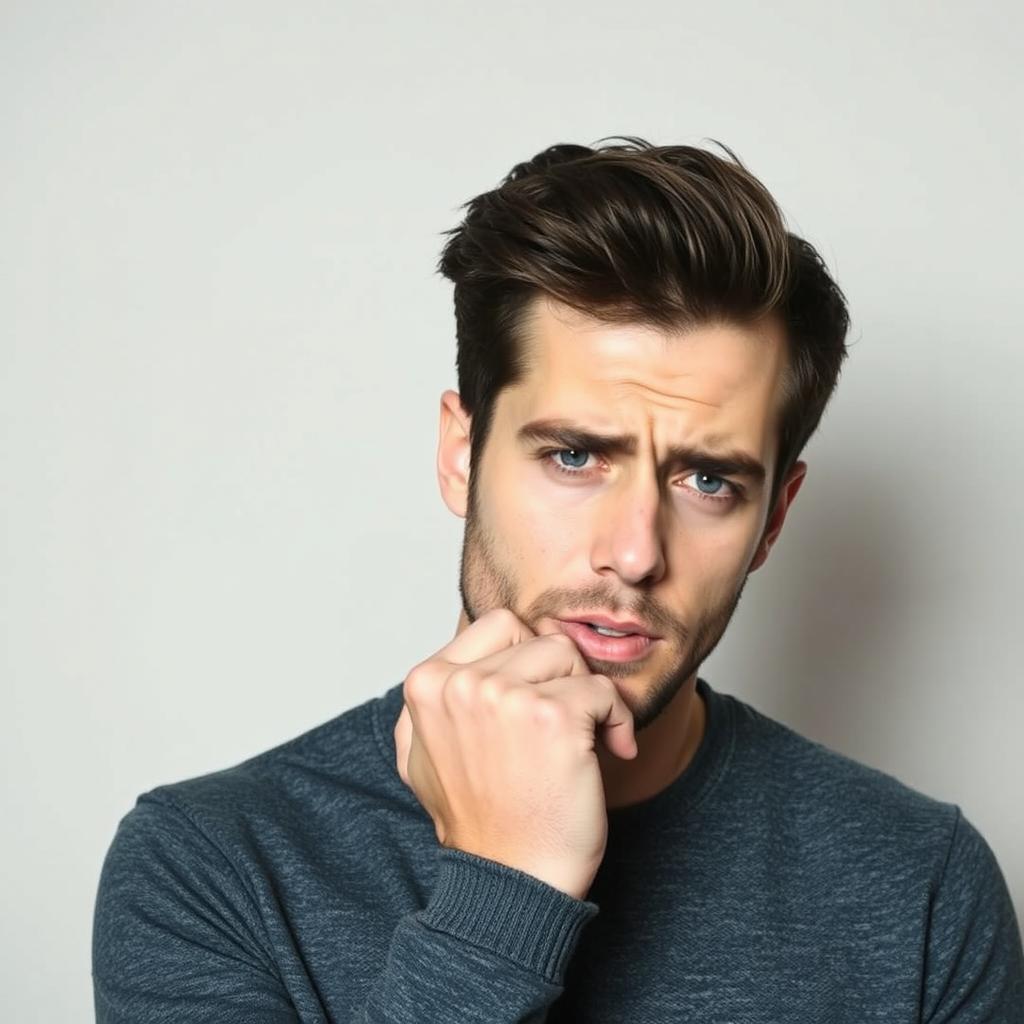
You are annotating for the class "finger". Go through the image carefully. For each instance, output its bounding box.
[394,702,413,785]
[446,632,589,689]
[537,674,638,761]
[533,617,569,639]
[435,607,539,666]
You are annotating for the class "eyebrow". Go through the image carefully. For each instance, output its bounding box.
[516,417,767,486]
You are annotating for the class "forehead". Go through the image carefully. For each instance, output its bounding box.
[499,296,788,457]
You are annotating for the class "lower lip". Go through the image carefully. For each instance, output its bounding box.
[556,620,658,662]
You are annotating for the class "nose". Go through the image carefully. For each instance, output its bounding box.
[590,467,668,587]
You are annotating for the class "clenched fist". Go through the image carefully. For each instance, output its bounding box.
[393,607,637,901]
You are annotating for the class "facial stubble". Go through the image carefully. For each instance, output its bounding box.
[457,469,750,734]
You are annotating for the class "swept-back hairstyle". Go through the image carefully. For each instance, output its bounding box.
[437,136,850,514]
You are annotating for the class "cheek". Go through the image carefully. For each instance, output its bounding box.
[506,475,589,568]
[486,470,561,557]
[520,505,579,569]
[665,519,758,598]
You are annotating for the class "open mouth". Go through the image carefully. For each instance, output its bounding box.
[556,619,658,662]
[582,622,635,637]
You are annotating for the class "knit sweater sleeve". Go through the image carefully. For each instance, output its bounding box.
[359,847,596,1022]
[92,795,596,1023]
[921,808,1024,1022]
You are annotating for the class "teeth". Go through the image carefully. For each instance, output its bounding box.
[590,623,632,637]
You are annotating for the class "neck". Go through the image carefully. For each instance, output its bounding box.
[597,672,705,810]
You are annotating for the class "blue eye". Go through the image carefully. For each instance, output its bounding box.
[684,471,741,503]
[554,449,591,470]
[541,448,739,505]
[690,473,725,495]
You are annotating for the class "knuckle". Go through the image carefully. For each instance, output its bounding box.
[530,695,567,730]
[448,664,481,684]
[446,665,483,702]
[477,673,507,705]
[403,661,437,705]
[501,684,530,711]
[502,684,542,719]
[532,692,565,724]
[500,689,530,722]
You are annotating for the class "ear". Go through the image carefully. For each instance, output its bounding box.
[437,389,472,518]
[747,460,807,574]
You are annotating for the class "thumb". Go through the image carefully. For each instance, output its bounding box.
[393,702,413,786]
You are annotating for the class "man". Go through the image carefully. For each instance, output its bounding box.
[93,138,1024,1022]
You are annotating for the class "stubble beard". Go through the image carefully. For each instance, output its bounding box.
[457,471,750,733]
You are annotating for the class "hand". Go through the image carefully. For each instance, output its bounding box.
[394,608,637,900]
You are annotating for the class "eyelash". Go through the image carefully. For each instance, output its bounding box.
[539,448,741,505]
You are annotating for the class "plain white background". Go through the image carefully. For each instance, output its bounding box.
[3,1,1022,1017]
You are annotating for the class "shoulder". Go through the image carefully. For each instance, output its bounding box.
[718,689,1024,1002]
[91,692,403,1018]
[111,683,408,861]
[719,691,961,870]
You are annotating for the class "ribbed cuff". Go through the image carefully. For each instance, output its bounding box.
[419,848,600,984]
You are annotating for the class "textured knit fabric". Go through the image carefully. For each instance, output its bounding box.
[92,677,1024,1022]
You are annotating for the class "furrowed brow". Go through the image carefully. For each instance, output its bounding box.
[518,420,638,458]
[517,418,766,486]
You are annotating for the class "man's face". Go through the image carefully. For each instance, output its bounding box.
[442,295,802,734]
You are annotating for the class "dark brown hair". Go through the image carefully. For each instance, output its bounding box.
[437,136,850,514]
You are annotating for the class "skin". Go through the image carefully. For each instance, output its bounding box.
[436,294,807,810]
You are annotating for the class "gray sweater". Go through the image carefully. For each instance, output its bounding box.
[92,677,1024,1022]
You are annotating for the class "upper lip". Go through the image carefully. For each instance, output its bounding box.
[558,614,661,639]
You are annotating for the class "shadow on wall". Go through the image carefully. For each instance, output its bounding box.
[727,451,931,768]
